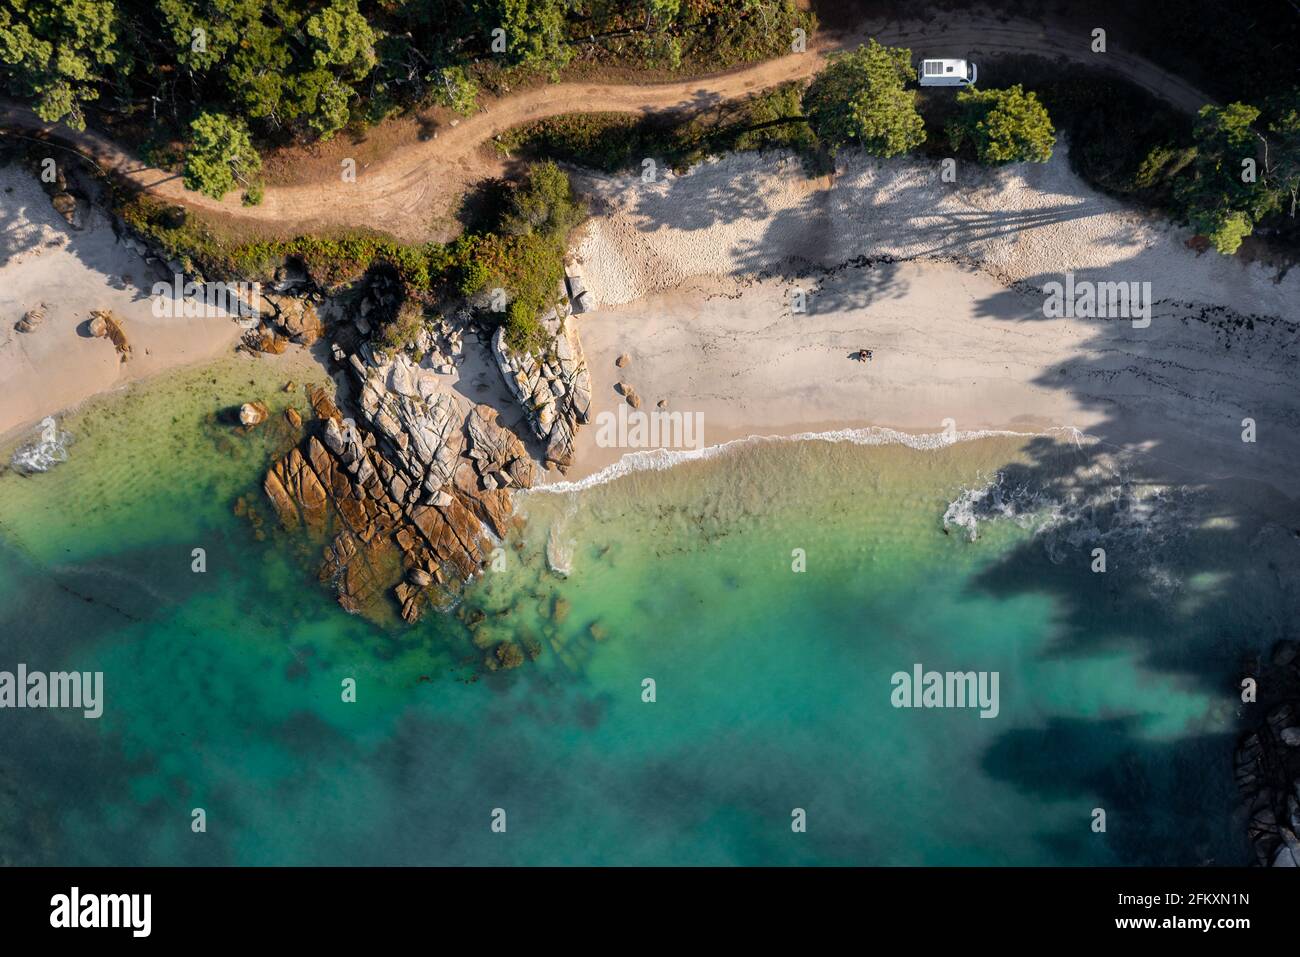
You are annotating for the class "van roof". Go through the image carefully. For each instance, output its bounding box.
[921,58,969,75]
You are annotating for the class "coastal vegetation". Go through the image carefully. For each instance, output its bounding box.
[801,40,925,158]
[0,0,812,198]
[500,43,1300,258]
[501,42,1060,174]
[452,160,587,352]
[946,85,1056,166]
[116,156,584,353]
[496,82,819,173]
[986,55,1300,255]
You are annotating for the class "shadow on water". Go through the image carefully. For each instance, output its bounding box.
[692,153,1300,861]
[952,256,1300,864]
[981,718,1246,865]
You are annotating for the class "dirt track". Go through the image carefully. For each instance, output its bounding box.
[0,14,1213,243]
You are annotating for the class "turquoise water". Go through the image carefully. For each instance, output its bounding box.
[0,364,1275,865]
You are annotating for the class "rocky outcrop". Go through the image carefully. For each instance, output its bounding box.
[1235,641,1300,866]
[355,349,465,496]
[265,345,535,623]
[265,294,323,345]
[492,303,592,470]
[467,404,536,492]
[88,310,131,361]
[565,271,592,314]
[239,292,324,352]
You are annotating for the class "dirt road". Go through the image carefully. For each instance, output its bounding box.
[0,13,1213,243]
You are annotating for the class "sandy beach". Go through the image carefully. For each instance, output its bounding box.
[4,144,1299,497]
[0,165,253,446]
[559,146,1300,490]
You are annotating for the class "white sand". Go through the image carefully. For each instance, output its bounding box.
[575,147,1299,311]
[0,165,249,444]
[564,146,1300,489]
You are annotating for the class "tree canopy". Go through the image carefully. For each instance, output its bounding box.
[948,84,1056,165]
[0,0,120,129]
[802,40,925,157]
[182,111,262,200]
[0,0,813,196]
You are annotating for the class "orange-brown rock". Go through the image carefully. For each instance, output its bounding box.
[308,385,340,421]
[262,371,542,625]
[263,469,299,529]
[88,310,132,361]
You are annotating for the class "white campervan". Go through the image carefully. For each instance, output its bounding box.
[918,58,977,87]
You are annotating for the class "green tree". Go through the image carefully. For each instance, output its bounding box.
[433,65,479,115]
[183,112,262,199]
[157,0,377,140]
[500,160,586,239]
[802,40,925,157]
[0,0,119,129]
[948,84,1056,165]
[1176,102,1277,254]
[294,0,378,137]
[475,0,572,72]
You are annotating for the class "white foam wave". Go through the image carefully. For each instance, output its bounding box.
[940,450,1199,596]
[529,425,1065,495]
[9,416,73,474]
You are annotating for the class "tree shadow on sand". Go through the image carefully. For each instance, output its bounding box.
[950,252,1300,863]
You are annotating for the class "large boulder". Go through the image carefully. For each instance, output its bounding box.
[88,310,132,361]
[240,402,269,427]
[266,295,323,345]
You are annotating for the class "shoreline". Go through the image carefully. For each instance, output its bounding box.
[7,144,1300,506]
[554,146,1299,494]
[531,421,1057,495]
[0,165,263,446]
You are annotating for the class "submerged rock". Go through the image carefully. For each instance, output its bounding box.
[9,416,72,474]
[240,402,270,427]
[492,641,526,670]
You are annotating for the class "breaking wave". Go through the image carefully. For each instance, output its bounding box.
[10,417,73,474]
[940,439,1199,595]
[530,425,1060,495]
